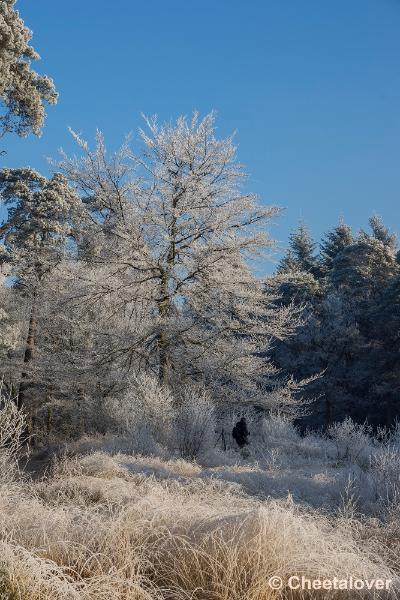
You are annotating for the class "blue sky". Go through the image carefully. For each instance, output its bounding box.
[1,0,400,272]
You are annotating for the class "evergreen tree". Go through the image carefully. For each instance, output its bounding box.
[279,222,318,276]
[0,169,81,282]
[329,233,398,302]
[290,223,317,273]
[319,220,353,274]
[271,271,321,307]
[368,274,400,423]
[277,249,298,274]
[0,168,81,413]
[0,0,57,137]
[368,215,397,251]
[271,215,400,429]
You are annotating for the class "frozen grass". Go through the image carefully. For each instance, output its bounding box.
[0,448,398,599]
[53,414,400,514]
[2,398,400,599]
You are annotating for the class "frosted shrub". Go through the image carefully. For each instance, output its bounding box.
[256,414,331,465]
[370,447,400,505]
[389,421,400,449]
[296,431,332,461]
[261,413,299,449]
[109,373,174,454]
[174,386,215,459]
[328,418,373,467]
[263,447,283,471]
[0,384,26,481]
[336,475,361,520]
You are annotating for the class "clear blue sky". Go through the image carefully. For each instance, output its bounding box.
[1,0,400,272]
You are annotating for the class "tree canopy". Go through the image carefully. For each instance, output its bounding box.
[0,0,57,137]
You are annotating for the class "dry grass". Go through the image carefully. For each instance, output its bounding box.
[0,451,398,599]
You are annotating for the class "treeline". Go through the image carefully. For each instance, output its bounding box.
[268,218,400,428]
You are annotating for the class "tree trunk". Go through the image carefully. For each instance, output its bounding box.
[17,288,38,414]
[157,189,179,384]
[157,269,171,384]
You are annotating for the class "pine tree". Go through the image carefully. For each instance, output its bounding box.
[277,249,298,274]
[319,220,353,274]
[0,0,57,137]
[329,233,398,301]
[272,215,400,429]
[279,222,317,276]
[0,168,81,413]
[369,215,397,251]
[290,223,317,272]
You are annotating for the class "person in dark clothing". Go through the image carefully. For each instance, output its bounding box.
[232,417,249,448]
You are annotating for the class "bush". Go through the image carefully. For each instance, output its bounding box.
[328,418,373,468]
[260,413,299,449]
[108,373,174,454]
[370,446,400,505]
[0,384,26,482]
[105,376,217,460]
[174,386,215,459]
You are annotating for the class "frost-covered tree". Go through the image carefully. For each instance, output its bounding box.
[0,0,57,137]
[319,220,353,274]
[367,273,400,424]
[277,249,298,274]
[58,113,297,403]
[0,168,81,413]
[270,271,321,307]
[272,216,400,429]
[134,112,281,383]
[0,280,23,392]
[0,169,81,281]
[329,233,398,301]
[368,215,397,251]
[279,222,318,276]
